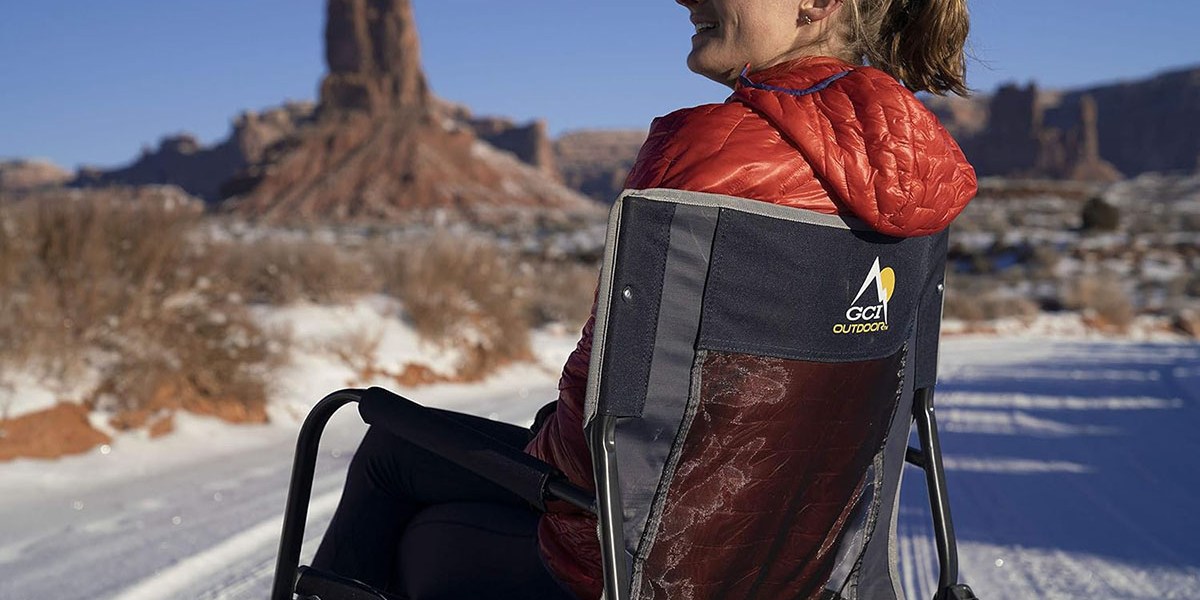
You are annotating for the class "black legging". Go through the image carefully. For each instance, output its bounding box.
[312,409,575,599]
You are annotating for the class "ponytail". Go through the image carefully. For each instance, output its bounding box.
[842,0,970,96]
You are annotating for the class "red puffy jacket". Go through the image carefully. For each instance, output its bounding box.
[525,55,977,599]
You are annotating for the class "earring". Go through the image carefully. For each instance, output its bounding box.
[801,13,813,25]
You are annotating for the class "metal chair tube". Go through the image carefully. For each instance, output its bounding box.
[591,415,631,600]
[913,387,960,594]
[270,389,364,600]
[548,479,598,515]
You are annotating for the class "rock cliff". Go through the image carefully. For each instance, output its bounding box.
[1046,66,1200,177]
[222,0,593,222]
[927,65,1200,181]
[554,130,647,203]
[928,85,1121,182]
[71,102,313,203]
[466,116,558,179]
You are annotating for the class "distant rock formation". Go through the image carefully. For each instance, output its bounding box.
[66,0,592,220]
[466,116,558,179]
[928,65,1200,181]
[233,104,319,167]
[1049,66,1200,177]
[928,84,1121,182]
[221,0,594,221]
[1065,96,1123,182]
[71,102,314,203]
[434,99,558,177]
[0,159,71,193]
[319,0,428,114]
[222,110,592,220]
[554,130,647,203]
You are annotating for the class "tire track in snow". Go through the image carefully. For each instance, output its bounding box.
[190,502,335,599]
[0,431,356,600]
[111,489,342,600]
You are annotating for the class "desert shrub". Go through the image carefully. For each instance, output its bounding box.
[0,190,284,422]
[376,233,533,379]
[212,238,374,305]
[2,188,599,422]
[1081,196,1120,232]
[366,232,597,377]
[1062,271,1136,330]
[94,293,285,423]
[523,259,597,328]
[0,191,199,375]
[943,282,1041,322]
[1027,245,1064,279]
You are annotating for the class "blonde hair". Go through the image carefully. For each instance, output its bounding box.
[839,0,971,96]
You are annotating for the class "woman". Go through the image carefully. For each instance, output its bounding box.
[314,0,976,598]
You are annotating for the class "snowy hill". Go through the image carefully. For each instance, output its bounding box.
[1,305,1198,599]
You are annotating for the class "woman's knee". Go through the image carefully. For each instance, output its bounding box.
[347,426,421,493]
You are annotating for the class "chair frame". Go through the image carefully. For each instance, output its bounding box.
[271,191,977,600]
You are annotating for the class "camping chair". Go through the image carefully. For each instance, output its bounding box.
[271,189,978,600]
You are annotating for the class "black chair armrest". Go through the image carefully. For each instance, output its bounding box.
[358,387,594,514]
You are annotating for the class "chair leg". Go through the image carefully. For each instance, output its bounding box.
[913,387,965,597]
[934,583,979,600]
[590,415,631,600]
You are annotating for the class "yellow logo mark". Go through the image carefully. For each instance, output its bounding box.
[833,258,896,335]
[880,267,895,302]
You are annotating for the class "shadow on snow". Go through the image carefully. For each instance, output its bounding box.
[899,341,1200,570]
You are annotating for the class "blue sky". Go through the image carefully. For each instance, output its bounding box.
[1,0,1197,170]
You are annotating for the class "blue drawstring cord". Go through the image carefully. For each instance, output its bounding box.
[737,64,854,97]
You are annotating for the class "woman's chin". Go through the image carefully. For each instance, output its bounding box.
[687,54,738,88]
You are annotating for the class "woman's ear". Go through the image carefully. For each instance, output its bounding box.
[802,0,844,23]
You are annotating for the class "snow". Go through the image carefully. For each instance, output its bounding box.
[901,337,1200,599]
[1,307,1198,599]
[258,294,464,379]
[0,364,102,420]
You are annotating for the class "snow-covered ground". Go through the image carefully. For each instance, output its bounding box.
[902,338,1200,599]
[1,304,1198,599]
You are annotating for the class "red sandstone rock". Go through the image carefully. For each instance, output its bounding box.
[223,110,594,222]
[554,129,647,203]
[929,66,1200,180]
[320,0,429,114]
[222,0,594,222]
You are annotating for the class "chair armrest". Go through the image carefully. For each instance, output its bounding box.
[358,387,594,514]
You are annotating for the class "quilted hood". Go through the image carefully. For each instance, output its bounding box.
[732,57,977,236]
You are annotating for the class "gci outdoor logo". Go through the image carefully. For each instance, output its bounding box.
[833,257,896,335]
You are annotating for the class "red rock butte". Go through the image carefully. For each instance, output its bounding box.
[220,0,595,223]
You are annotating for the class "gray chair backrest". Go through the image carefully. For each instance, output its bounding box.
[584,189,948,600]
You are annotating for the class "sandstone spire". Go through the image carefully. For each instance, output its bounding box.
[1067,95,1123,183]
[320,0,429,114]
